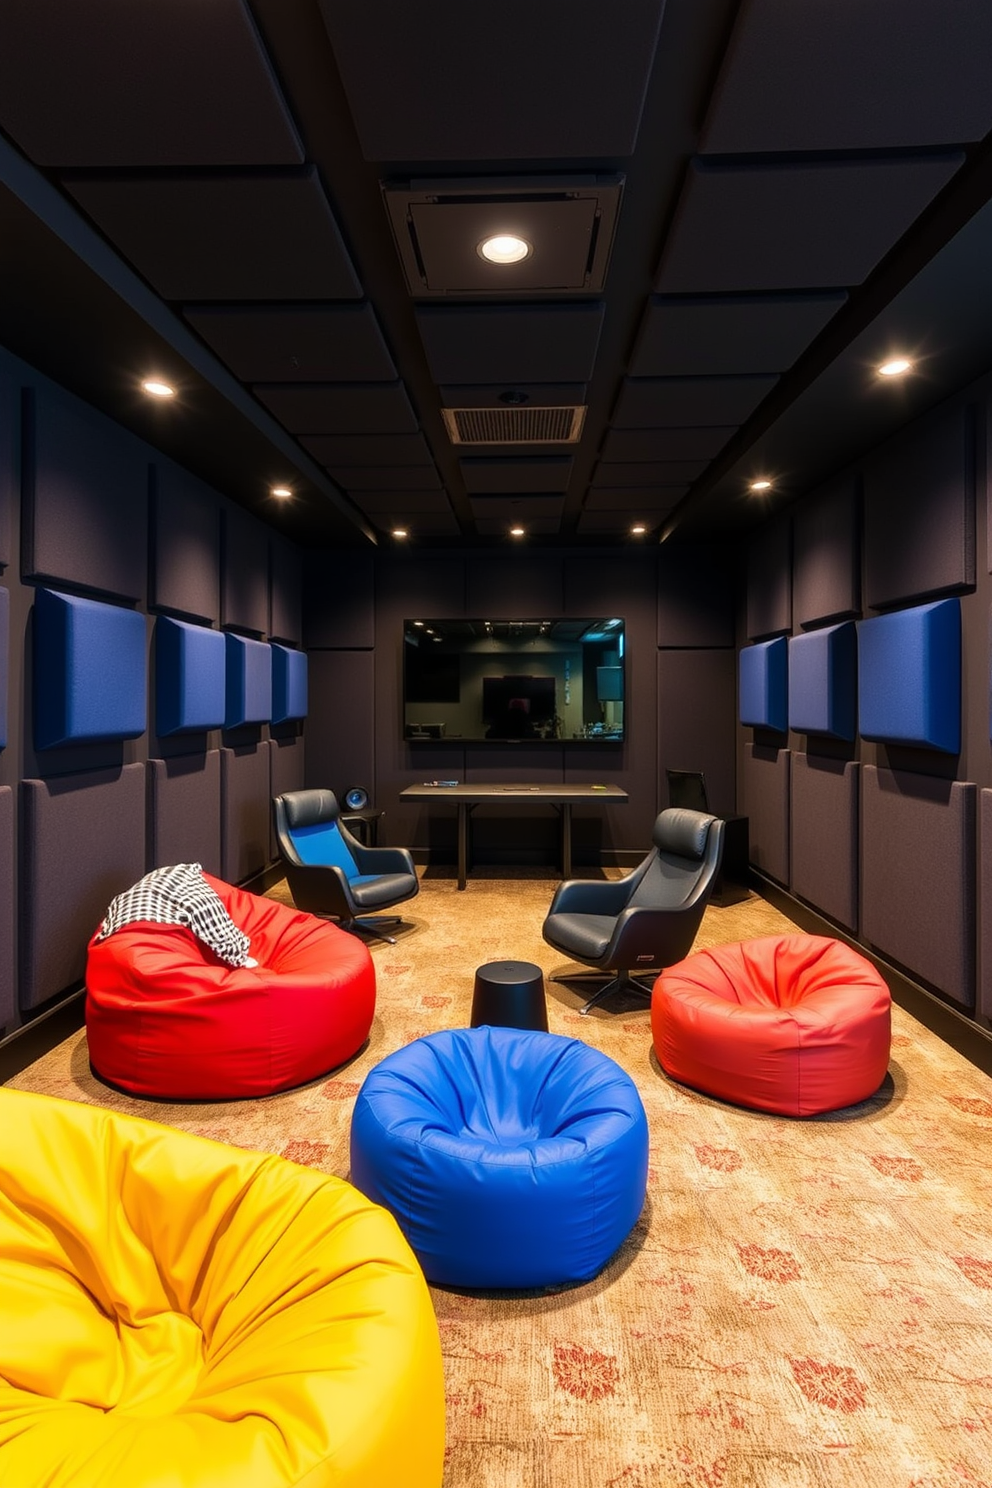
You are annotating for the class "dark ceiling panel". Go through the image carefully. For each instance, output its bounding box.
[319,0,665,160]
[183,304,396,382]
[318,465,443,492]
[439,384,587,408]
[460,458,573,494]
[475,517,561,537]
[469,496,565,521]
[655,156,964,293]
[614,375,777,427]
[584,487,688,510]
[300,433,434,467]
[592,460,707,487]
[253,382,419,435]
[630,295,847,376]
[369,510,461,537]
[0,0,304,167]
[416,304,605,384]
[353,489,453,514]
[577,511,669,534]
[599,427,736,463]
[66,170,362,300]
[702,0,992,154]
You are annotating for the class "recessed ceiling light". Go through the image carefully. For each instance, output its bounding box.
[478,234,532,265]
[270,485,293,500]
[141,378,175,399]
[877,357,913,377]
[509,525,526,537]
[749,478,772,493]
[392,527,408,539]
[631,523,647,535]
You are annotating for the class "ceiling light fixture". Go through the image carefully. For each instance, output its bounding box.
[270,485,293,500]
[749,478,772,493]
[392,527,408,539]
[478,233,532,265]
[877,357,913,377]
[141,378,175,399]
[509,525,525,537]
[631,524,647,536]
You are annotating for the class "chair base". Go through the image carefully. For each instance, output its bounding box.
[551,969,657,1015]
[346,915,405,945]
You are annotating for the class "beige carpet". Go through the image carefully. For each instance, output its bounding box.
[9,870,992,1488]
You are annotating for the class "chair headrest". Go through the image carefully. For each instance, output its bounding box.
[277,789,341,831]
[653,807,716,860]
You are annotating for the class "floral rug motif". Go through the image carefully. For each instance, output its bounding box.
[9,869,992,1488]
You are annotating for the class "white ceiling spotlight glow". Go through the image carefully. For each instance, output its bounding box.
[877,357,913,377]
[141,378,176,398]
[749,478,772,493]
[270,485,293,500]
[478,234,532,265]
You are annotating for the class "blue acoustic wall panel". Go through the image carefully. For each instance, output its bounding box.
[857,598,960,753]
[155,617,226,735]
[271,643,308,722]
[0,586,7,748]
[34,587,147,750]
[224,632,272,727]
[787,622,856,739]
[739,636,787,732]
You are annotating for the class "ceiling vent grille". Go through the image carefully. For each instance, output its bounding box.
[442,405,586,445]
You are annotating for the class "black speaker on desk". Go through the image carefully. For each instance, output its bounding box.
[340,786,383,847]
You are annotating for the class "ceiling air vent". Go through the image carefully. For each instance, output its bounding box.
[442,405,586,445]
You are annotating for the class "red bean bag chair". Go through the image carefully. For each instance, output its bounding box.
[86,873,375,1099]
[651,934,891,1117]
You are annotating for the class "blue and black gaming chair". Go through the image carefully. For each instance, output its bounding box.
[273,788,419,943]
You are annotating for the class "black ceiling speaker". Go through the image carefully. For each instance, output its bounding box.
[343,786,370,811]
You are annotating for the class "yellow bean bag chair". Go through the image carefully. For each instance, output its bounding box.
[0,1088,445,1487]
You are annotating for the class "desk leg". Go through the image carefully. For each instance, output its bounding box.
[457,802,467,890]
[561,802,573,879]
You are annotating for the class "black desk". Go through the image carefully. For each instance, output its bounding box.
[400,782,628,889]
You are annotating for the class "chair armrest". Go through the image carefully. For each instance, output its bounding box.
[283,861,357,917]
[350,842,416,878]
[547,874,633,917]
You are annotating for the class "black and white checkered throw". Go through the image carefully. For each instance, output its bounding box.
[96,863,253,967]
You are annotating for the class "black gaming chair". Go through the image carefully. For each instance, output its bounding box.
[273,788,419,943]
[541,807,725,1014]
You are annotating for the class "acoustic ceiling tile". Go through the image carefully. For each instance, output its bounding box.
[592,460,707,488]
[655,156,964,294]
[66,169,362,300]
[416,304,604,384]
[439,384,587,408]
[299,433,434,467]
[468,496,565,520]
[252,382,419,435]
[319,0,665,159]
[599,427,737,463]
[322,465,443,492]
[630,294,847,377]
[352,489,454,514]
[583,486,688,510]
[614,375,778,428]
[460,457,573,494]
[0,0,303,167]
[702,0,992,154]
[183,304,396,382]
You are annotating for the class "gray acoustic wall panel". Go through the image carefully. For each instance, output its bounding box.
[864,404,975,609]
[150,462,221,623]
[613,376,778,429]
[222,506,269,635]
[303,651,375,797]
[0,0,304,167]
[23,387,148,601]
[148,751,222,877]
[790,754,859,932]
[67,171,362,302]
[793,478,861,628]
[220,742,271,885]
[320,1,665,160]
[20,764,146,1010]
[0,787,13,1028]
[658,651,737,818]
[862,766,975,1008]
[743,743,790,886]
[0,366,13,567]
[746,517,792,639]
[979,789,992,1022]
[657,545,735,648]
[629,294,848,377]
[473,556,564,618]
[416,304,605,385]
[270,734,305,860]
[304,550,375,649]
[270,537,303,646]
[702,0,992,154]
[655,156,963,294]
[183,304,397,383]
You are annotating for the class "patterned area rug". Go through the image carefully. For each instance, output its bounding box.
[8,870,992,1488]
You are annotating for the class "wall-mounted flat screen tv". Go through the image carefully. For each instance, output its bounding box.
[403,618,625,744]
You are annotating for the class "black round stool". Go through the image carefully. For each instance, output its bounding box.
[471,959,549,1032]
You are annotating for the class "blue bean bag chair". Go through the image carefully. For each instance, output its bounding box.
[349,1026,649,1289]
